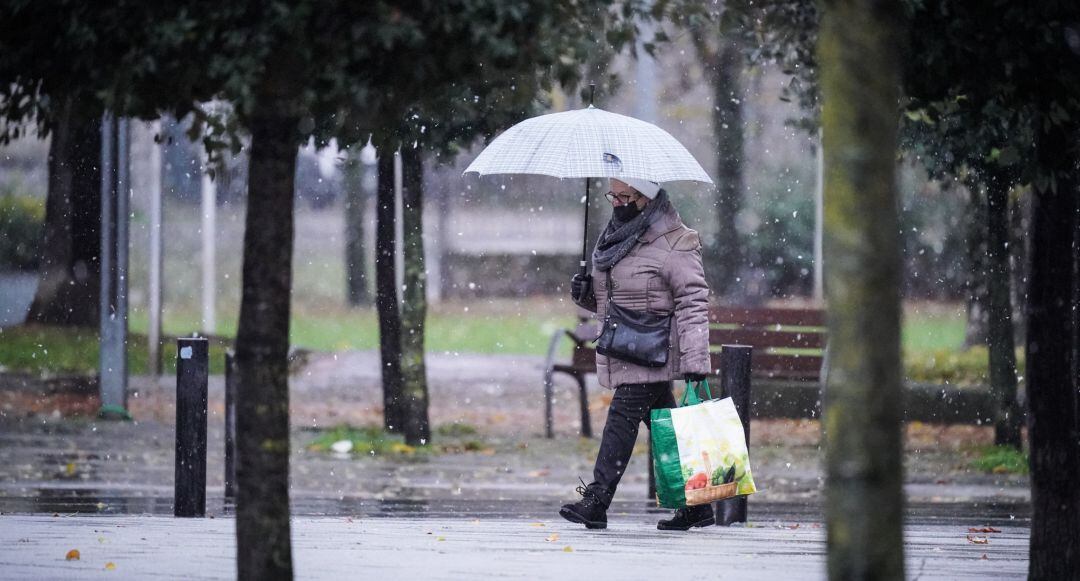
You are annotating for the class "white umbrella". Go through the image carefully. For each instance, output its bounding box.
[464,106,712,273]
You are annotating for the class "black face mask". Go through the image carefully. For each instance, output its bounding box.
[613,203,642,222]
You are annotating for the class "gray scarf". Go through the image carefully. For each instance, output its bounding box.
[592,189,670,272]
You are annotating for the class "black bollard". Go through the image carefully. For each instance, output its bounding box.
[647,437,656,500]
[175,337,208,517]
[716,344,753,526]
[224,351,237,501]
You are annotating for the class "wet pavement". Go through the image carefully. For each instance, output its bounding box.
[0,410,1029,520]
[0,514,1030,580]
[0,358,1033,579]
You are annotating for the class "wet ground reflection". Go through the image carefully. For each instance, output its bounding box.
[0,490,1030,528]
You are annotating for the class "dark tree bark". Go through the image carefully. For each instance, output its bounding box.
[963,184,990,348]
[343,151,369,306]
[1010,190,1030,345]
[234,75,297,580]
[818,0,906,579]
[982,168,1022,447]
[376,149,405,433]
[1026,122,1080,580]
[399,148,431,446]
[27,100,101,326]
[694,33,744,298]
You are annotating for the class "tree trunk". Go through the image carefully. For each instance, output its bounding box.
[1010,189,1030,345]
[818,1,906,579]
[964,184,990,348]
[234,99,297,580]
[1026,122,1080,580]
[982,168,1022,447]
[709,38,744,298]
[376,149,405,433]
[27,100,101,326]
[343,151,369,306]
[399,147,431,446]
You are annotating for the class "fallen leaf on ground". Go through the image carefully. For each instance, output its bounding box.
[966,535,989,544]
[436,536,446,541]
[545,533,559,542]
[65,549,80,561]
[528,469,550,478]
[968,526,1001,533]
[981,554,988,560]
[529,522,546,528]
[105,562,116,571]
[563,546,574,552]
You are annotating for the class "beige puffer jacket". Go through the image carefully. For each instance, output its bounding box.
[575,202,712,388]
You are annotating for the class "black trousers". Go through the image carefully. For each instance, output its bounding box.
[590,381,675,506]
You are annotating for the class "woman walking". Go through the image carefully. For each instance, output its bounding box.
[560,177,713,531]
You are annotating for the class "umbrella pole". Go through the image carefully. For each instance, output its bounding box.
[580,177,591,276]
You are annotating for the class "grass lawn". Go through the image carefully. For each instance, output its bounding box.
[2,298,971,378]
[902,302,967,352]
[0,324,230,375]
[123,298,577,355]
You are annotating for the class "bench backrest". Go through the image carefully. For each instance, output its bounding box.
[708,306,826,381]
[567,305,827,382]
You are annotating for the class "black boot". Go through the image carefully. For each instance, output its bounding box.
[657,504,715,531]
[559,479,608,530]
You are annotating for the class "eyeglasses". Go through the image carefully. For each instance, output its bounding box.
[604,191,637,205]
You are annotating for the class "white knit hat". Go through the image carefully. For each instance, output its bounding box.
[615,177,661,199]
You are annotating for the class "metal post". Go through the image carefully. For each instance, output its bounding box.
[147,120,164,376]
[577,375,592,438]
[200,153,217,335]
[393,149,404,303]
[813,129,824,303]
[116,117,130,376]
[224,351,238,501]
[717,344,753,525]
[98,114,115,402]
[98,114,129,419]
[647,437,656,500]
[175,337,209,517]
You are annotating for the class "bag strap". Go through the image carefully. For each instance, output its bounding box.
[680,378,713,406]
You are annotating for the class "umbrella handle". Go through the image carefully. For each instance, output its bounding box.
[580,177,591,276]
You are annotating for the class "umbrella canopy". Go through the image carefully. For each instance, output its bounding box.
[464,106,713,184]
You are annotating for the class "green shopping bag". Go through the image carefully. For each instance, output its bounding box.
[650,379,757,508]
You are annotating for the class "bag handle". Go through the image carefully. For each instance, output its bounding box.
[680,378,713,406]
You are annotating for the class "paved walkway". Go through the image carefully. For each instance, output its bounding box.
[0,514,1028,580]
[0,348,1034,579]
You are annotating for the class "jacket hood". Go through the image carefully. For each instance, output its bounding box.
[638,198,684,243]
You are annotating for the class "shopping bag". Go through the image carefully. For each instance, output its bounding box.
[650,379,757,508]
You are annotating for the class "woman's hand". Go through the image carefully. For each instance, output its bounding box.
[571,274,593,303]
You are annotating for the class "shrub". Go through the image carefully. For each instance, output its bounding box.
[904,346,1025,387]
[0,192,45,271]
[969,446,1029,475]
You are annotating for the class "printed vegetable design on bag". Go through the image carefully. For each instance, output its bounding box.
[650,381,758,508]
[683,451,742,504]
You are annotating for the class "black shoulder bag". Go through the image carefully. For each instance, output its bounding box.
[594,271,672,367]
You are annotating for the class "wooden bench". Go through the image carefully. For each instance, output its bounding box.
[541,305,828,438]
